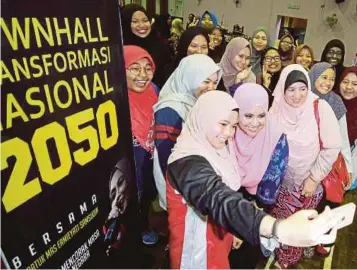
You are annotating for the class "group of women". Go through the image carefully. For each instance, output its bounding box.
[120,4,357,269]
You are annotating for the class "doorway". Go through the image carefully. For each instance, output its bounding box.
[275,15,308,46]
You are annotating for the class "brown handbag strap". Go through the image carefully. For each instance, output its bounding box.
[313,99,323,149]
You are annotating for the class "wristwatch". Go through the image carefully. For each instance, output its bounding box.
[260,219,282,253]
[271,219,288,249]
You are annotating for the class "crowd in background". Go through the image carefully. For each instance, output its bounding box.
[115,3,357,269]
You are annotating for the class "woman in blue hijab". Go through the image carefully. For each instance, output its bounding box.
[199,10,218,31]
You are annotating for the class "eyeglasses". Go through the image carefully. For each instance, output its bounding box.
[265,56,281,63]
[127,66,154,76]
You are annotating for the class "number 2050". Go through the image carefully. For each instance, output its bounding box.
[1,100,119,213]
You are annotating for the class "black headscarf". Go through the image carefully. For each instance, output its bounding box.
[284,70,308,92]
[175,27,209,67]
[320,39,346,87]
[120,4,158,47]
[120,4,170,87]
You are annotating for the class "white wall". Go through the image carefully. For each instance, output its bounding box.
[183,0,357,65]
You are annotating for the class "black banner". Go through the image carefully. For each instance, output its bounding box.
[1,0,140,268]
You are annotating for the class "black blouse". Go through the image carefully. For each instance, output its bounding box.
[167,155,267,245]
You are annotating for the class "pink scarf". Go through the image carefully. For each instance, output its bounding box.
[124,45,158,153]
[168,91,241,191]
[233,83,284,194]
[219,37,256,89]
[270,64,320,187]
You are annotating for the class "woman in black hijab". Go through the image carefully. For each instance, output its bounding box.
[320,39,346,89]
[120,4,170,87]
[208,26,227,63]
[162,27,210,83]
[175,27,210,66]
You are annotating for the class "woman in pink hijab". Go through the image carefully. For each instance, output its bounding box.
[233,83,288,206]
[165,91,342,269]
[269,64,342,268]
[219,37,256,95]
[231,83,288,269]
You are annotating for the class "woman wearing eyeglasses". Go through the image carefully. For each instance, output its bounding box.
[257,48,282,107]
[278,34,295,68]
[320,39,346,90]
[124,45,160,246]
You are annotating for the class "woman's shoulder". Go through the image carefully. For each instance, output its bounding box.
[330,92,346,105]
[315,98,339,122]
[154,107,184,126]
[316,98,335,111]
[155,106,181,116]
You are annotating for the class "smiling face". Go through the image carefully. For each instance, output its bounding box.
[238,106,267,137]
[340,72,357,100]
[326,46,343,66]
[187,34,209,56]
[206,110,239,149]
[315,68,335,95]
[284,81,309,108]
[195,72,219,98]
[126,58,154,93]
[108,163,131,219]
[131,11,151,38]
[280,36,294,52]
[233,47,251,72]
[211,28,223,47]
[201,13,214,30]
[253,31,268,51]
[264,49,282,73]
[296,48,313,70]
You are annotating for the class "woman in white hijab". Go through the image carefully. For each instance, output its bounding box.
[153,54,222,209]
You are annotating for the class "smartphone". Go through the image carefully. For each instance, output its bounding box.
[331,202,356,230]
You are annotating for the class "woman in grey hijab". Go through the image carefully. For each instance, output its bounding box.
[309,62,352,181]
[250,27,270,76]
